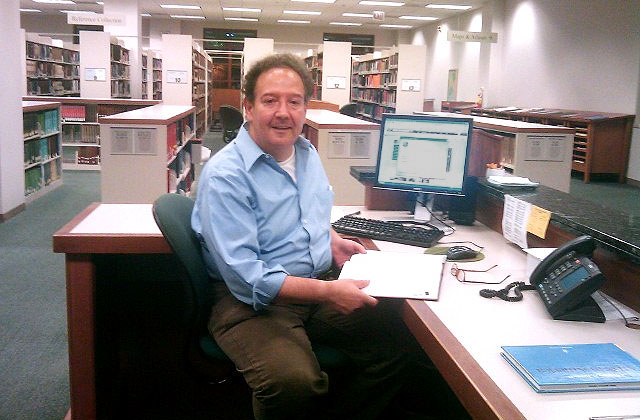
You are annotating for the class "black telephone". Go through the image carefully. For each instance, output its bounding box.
[530,235,606,323]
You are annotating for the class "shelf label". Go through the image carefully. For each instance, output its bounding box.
[524,134,566,161]
[167,70,188,84]
[448,30,498,43]
[111,129,133,154]
[328,132,349,158]
[326,76,346,89]
[401,79,421,92]
[67,13,125,26]
[85,68,106,82]
[134,129,157,155]
[327,132,372,159]
[350,132,371,158]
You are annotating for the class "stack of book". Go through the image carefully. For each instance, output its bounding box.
[501,343,640,393]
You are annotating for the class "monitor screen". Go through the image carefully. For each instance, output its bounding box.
[375,114,473,196]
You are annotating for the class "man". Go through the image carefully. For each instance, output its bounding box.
[192,53,406,419]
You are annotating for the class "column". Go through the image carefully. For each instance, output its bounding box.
[104,0,142,98]
[0,0,26,220]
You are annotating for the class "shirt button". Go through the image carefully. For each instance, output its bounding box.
[302,219,308,224]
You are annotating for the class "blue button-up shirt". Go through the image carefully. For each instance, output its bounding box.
[192,124,334,311]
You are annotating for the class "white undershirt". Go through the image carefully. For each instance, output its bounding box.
[277,148,297,183]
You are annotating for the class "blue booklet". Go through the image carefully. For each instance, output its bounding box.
[501,343,640,393]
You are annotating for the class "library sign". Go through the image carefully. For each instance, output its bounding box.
[67,13,125,26]
[447,30,498,43]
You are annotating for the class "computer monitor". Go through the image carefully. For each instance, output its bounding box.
[374,113,473,222]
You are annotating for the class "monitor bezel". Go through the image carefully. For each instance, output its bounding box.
[374,113,474,197]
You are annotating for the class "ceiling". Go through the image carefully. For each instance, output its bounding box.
[20,0,487,29]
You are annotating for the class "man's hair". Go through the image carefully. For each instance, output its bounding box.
[242,53,314,104]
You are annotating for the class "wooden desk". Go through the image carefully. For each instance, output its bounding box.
[55,203,640,420]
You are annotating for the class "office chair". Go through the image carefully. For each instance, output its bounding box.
[152,194,352,385]
[219,105,244,143]
[339,103,358,118]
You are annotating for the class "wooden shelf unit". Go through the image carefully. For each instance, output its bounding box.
[152,56,162,100]
[192,44,210,138]
[25,33,80,97]
[304,51,323,101]
[24,96,160,171]
[471,107,635,182]
[141,53,148,100]
[99,104,197,203]
[110,41,131,99]
[351,44,426,122]
[207,58,214,127]
[22,101,63,201]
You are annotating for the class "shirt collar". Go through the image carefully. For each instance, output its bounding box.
[235,122,312,171]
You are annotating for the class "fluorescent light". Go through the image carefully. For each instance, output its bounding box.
[290,0,335,3]
[329,22,362,26]
[141,13,152,17]
[60,10,96,14]
[358,1,404,6]
[283,10,321,15]
[399,15,438,20]
[222,7,261,13]
[380,24,412,28]
[426,4,472,10]
[224,17,258,21]
[160,4,201,10]
[20,8,42,12]
[96,1,104,4]
[170,14,205,19]
[33,0,75,4]
[278,19,311,24]
[343,12,373,17]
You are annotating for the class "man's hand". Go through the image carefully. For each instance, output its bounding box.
[325,279,378,314]
[331,229,366,268]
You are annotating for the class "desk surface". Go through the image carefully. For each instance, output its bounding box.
[54,203,640,420]
[335,206,640,420]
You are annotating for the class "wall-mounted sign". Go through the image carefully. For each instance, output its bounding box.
[447,30,498,43]
[326,76,346,89]
[401,79,421,92]
[327,132,372,159]
[373,11,385,21]
[85,68,106,81]
[67,13,125,26]
[167,70,188,84]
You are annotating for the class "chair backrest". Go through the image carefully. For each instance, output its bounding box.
[152,194,213,333]
[339,103,358,117]
[219,105,244,130]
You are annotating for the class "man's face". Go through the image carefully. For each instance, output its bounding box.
[244,67,307,160]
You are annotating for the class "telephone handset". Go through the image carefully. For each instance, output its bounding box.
[530,235,606,323]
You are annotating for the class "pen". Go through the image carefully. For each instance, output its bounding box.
[345,210,361,217]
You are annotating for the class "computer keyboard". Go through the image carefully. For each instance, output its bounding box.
[332,215,445,248]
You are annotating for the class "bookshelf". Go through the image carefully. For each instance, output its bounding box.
[24,96,160,171]
[22,101,63,201]
[351,44,426,122]
[305,42,352,108]
[99,104,196,203]
[152,55,162,100]
[471,107,636,182]
[141,53,148,100]
[110,40,131,99]
[304,51,323,101]
[192,43,210,138]
[25,33,80,97]
[207,58,214,127]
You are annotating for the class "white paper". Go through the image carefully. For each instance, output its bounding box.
[487,176,538,186]
[327,132,349,158]
[350,132,371,158]
[401,79,421,92]
[524,135,566,162]
[167,70,188,84]
[326,76,346,89]
[339,251,445,300]
[85,68,106,81]
[502,195,531,249]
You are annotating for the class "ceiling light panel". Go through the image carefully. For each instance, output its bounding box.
[283,10,322,15]
[33,0,75,4]
[290,0,336,3]
[222,7,261,13]
[170,14,205,19]
[329,22,362,26]
[343,13,373,18]
[278,19,311,23]
[160,4,201,10]
[358,1,404,6]
[380,24,413,28]
[426,4,472,10]
[224,17,259,21]
[399,15,438,20]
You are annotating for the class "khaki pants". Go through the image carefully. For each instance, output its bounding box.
[208,282,408,420]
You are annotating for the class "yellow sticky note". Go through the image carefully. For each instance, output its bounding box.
[526,205,551,239]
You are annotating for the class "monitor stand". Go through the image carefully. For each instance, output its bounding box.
[414,193,435,223]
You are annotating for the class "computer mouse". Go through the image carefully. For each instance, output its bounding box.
[447,246,478,261]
